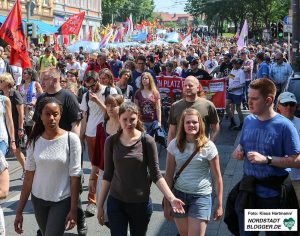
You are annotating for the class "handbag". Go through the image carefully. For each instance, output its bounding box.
[162,149,198,209]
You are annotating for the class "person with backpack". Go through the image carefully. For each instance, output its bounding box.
[97,102,185,236]
[80,70,118,217]
[14,97,82,236]
[38,47,57,73]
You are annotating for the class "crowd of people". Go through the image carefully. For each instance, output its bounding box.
[0,35,299,236]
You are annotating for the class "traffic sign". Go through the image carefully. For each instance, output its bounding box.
[283,16,289,25]
[283,24,292,33]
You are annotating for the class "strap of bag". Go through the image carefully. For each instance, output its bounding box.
[68,131,70,158]
[173,149,198,185]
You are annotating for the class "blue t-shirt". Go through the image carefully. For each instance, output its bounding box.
[257,61,270,79]
[131,69,157,94]
[109,60,123,78]
[240,114,300,198]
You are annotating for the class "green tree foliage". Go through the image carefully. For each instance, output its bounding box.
[185,0,289,36]
[101,0,155,25]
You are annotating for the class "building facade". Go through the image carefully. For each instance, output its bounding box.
[53,0,102,41]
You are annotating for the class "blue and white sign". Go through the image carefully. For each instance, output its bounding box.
[283,16,289,25]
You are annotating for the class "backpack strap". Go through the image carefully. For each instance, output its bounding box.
[68,131,70,158]
[85,91,90,121]
[104,86,111,98]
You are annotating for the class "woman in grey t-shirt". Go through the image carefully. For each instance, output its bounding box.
[163,108,223,236]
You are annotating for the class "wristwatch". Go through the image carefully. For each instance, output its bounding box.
[266,155,272,165]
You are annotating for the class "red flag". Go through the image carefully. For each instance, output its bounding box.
[0,0,31,68]
[59,12,85,35]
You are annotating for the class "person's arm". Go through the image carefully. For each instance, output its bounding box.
[71,120,81,137]
[65,176,80,231]
[247,152,300,168]
[156,97,162,127]
[210,123,220,142]
[0,166,9,199]
[210,154,223,221]
[16,104,24,139]
[14,170,35,234]
[89,92,106,113]
[80,112,87,141]
[167,124,176,145]
[97,180,111,225]
[4,97,16,154]
[88,165,99,194]
[35,82,43,95]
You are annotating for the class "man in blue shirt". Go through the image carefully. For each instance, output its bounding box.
[256,52,270,79]
[109,51,123,78]
[232,79,300,235]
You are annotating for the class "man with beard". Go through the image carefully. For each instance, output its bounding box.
[167,76,219,144]
[186,57,212,81]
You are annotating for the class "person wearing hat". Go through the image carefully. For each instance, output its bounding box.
[277,92,300,205]
[186,57,211,80]
[159,61,179,76]
[226,59,245,130]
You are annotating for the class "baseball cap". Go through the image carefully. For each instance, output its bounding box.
[190,57,199,64]
[278,92,297,104]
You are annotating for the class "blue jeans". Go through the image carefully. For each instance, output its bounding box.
[235,193,283,236]
[0,140,8,156]
[107,195,153,236]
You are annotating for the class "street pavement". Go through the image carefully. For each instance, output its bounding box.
[3,112,247,236]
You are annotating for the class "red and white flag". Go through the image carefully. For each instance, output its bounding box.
[99,29,113,49]
[0,0,31,68]
[59,12,85,35]
[181,34,191,47]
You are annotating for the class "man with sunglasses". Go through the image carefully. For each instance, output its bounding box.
[277,92,300,206]
[80,71,118,217]
[186,57,211,81]
[270,52,293,102]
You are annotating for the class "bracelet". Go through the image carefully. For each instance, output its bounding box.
[89,179,96,181]
[11,140,15,143]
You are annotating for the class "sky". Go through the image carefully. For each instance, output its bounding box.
[153,0,187,14]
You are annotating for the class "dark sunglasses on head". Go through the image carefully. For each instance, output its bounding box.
[60,80,67,84]
[280,102,296,107]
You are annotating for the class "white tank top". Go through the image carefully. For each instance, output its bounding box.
[0,96,8,144]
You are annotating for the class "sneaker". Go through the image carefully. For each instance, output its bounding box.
[77,222,88,236]
[85,203,97,217]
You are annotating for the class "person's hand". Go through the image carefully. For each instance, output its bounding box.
[97,206,105,226]
[213,205,223,221]
[18,129,24,139]
[10,141,17,155]
[247,151,267,164]
[157,121,161,128]
[162,198,174,221]
[232,144,244,160]
[89,92,100,103]
[65,210,77,231]
[88,179,97,194]
[14,212,24,234]
[169,197,185,214]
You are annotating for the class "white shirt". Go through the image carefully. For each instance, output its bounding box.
[10,65,22,85]
[25,132,82,202]
[80,85,118,137]
[79,62,88,81]
[0,59,5,75]
[66,61,80,72]
[228,68,245,95]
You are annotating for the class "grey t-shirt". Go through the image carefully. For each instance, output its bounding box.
[168,139,218,195]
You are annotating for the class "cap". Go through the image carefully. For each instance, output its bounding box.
[278,92,297,104]
[190,57,199,64]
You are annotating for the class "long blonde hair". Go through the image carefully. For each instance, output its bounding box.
[139,72,159,99]
[176,108,208,153]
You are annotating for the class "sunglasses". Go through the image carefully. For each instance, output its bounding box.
[60,80,67,84]
[280,102,296,107]
[86,81,97,89]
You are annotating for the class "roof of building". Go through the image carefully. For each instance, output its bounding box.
[155,12,193,22]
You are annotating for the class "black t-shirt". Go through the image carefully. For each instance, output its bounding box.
[187,68,211,80]
[33,89,81,131]
[8,89,23,130]
[219,62,233,77]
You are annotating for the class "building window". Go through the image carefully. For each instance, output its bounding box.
[88,0,92,10]
[43,0,49,6]
[81,0,86,8]
[93,0,97,11]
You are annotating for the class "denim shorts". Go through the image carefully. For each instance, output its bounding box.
[173,188,211,220]
[0,140,8,156]
[226,93,243,105]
